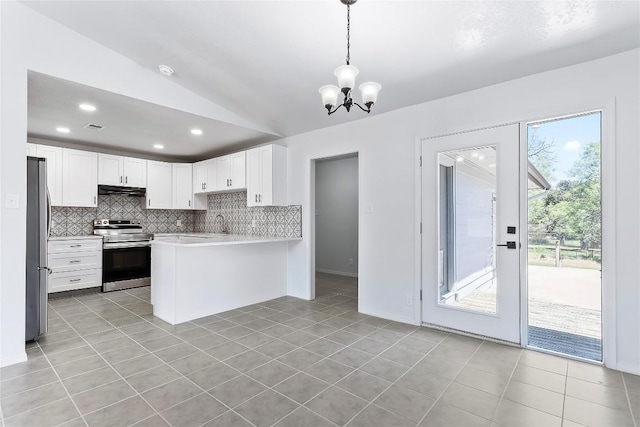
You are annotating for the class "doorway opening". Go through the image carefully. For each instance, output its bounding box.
[526,112,602,361]
[313,154,358,303]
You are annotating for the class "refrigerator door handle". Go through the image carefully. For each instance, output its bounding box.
[46,188,52,239]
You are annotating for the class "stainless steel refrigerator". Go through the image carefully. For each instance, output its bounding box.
[26,156,50,341]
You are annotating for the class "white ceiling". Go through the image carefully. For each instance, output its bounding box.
[24,1,640,153]
[28,72,276,161]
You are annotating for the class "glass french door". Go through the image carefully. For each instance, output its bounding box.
[421,124,521,343]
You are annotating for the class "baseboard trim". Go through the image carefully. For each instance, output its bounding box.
[615,361,640,376]
[0,351,28,368]
[315,268,358,278]
[359,306,419,326]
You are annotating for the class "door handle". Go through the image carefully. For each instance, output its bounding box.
[497,241,517,249]
[230,178,232,187]
[120,176,123,183]
[125,176,128,184]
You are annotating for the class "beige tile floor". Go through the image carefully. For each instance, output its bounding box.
[1,274,638,427]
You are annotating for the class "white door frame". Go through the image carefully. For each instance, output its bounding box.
[309,152,360,304]
[417,99,616,368]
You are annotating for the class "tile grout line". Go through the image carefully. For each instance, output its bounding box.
[52,293,180,427]
[30,302,90,427]
[621,374,639,427]
[74,290,262,427]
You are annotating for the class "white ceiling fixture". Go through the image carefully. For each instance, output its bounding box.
[56,126,70,133]
[153,144,164,149]
[190,128,203,136]
[158,64,174,76]
[78,103,96,112]
[319,0,381,116]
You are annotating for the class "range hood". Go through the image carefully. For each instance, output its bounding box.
[98,185,146,197]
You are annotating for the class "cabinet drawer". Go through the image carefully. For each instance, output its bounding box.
[49,269,102,294]
[48,239,102,254]
[48,251,102,273]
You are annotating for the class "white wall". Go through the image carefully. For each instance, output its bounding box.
[0,2,270,367]
[315,156,358,277]
[285,49,640,374]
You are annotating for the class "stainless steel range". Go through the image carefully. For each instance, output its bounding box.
[93,219,152,292]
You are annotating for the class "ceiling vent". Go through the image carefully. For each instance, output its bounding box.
[83,123,105,130]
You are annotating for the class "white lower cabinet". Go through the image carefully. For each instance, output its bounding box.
[47,238,102,293]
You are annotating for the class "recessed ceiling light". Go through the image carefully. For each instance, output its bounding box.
[456,156,464,162]
[478,155,485,160]
[190,129,203,136]
[471,152,479,158]
[530,124,541,129]
[153,144,164,150]
[488,164,496,168]
[158,65,174,76]
[56,127,70,133]
[78,103,96,112]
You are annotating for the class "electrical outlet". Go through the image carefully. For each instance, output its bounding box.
[349,259,354,265]
[252,219,256,228]
[176,219,182,227]
[406,294,413,306]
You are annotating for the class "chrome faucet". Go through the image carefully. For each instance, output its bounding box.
[214,214,228,234]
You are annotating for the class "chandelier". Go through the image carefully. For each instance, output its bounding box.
[319,0,381,115]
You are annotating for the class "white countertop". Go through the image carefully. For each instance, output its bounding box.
[152,233,301,247]
[49,235,103,241]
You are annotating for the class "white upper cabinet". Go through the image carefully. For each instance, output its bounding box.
[98,154,147,187]
[98,154,122,186]
[123,157,147,187]
[36,145,64,206]
[193,159,217,194]
[217,151,246,191]
[172,163,193,209]
[26,143,38,156]
[246,145,286,207]
[62,149,98,207]
[146,160,172,209]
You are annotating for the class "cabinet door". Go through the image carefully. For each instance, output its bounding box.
[62,149,98,207]
[146,161,172,209]
[26,143,38,156]
[172,163,193,209]
[37,145,64,206]
[98,154,123,186]
[259,146,274,205]
[246,148,261,207]
[230,151,246,189]
[206,159,218,192]
[193,161,208,194]
[217,155,231,190]
[123,157,147,188]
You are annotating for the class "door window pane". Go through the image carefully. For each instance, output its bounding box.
[437,146,497,315]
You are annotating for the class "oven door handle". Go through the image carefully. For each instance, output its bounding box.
[103,242,151,249]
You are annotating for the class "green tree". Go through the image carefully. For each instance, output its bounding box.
[528,141,601,250]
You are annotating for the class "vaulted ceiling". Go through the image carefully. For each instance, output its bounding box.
[23,1,640,157]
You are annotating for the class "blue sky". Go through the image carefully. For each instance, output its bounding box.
[527,112,601,184]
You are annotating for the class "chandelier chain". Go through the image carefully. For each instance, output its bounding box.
[346,5,350,65]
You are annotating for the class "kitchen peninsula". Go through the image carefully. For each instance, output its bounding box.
[150,233,301,324]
